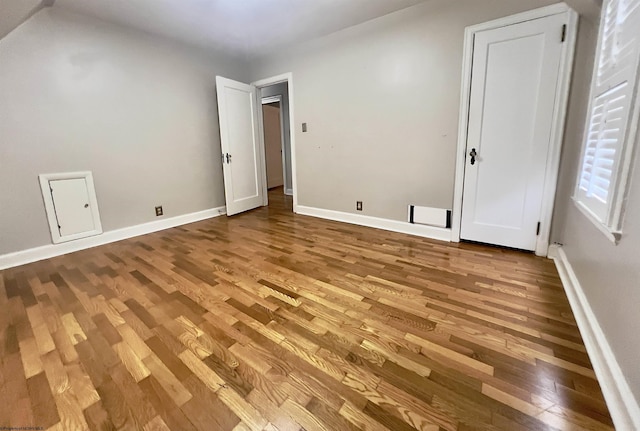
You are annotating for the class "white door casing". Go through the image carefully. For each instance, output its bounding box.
[252,73,298,211]
[459,12,569,251]
[216,76,265,216]
[39,171,103,244]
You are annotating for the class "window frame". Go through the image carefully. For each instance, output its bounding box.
[573,0,640,244]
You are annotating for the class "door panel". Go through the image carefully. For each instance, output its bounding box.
[216,76,265,216]
[460,14,565,250]
[50,178,96,237]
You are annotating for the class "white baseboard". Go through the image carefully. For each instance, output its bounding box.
[296,205,451,242]
[548,244,640,431]
[0,206,226,270]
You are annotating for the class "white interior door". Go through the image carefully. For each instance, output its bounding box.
[216,76,265,216]
[460,14,565,251]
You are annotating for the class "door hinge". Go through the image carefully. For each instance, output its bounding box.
[536,222,541,236]
[561,24,567,43]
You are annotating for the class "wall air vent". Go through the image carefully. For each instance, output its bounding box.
[408,205,451,228]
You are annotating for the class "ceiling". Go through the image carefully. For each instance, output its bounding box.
[53,0,427,57]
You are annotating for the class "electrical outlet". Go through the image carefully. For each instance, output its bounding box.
[356,201,363,211]
[155,206,163,216]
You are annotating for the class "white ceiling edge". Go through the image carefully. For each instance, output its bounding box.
[51,0,428,58]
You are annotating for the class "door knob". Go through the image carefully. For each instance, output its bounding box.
[469,148,477,165]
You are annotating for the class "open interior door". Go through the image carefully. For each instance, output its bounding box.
[216,76,265,216]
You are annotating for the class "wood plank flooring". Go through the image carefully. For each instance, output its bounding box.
[0,188,614,430]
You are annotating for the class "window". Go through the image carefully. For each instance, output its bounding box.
[574,0,640,242]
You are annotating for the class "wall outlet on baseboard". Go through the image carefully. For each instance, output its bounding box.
[155,206,163,216]
[356,201,363,211]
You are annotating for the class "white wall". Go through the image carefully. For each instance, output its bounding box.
[0,8,249,254]
[250,0,601,222]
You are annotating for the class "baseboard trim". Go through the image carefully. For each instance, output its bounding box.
[548,244,640,430]
[0,206,227,270]
[296,205,451,242]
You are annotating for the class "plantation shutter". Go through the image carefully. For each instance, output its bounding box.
[576,0,640,224]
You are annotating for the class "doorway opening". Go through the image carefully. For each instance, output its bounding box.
[259,85,293,211]
[215,73,297,217]
[253,74,297,213]
[261,99,286,191]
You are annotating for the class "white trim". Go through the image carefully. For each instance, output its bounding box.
[261,96,280,105]
[475,2,573,30]
[537,7,578,256]
[252,73,299,212]
[254,86,270,207]
[451,19,475,244]
[451,3,578,257]
[572,198,620,244]
[548,244,640,431]
[0,206,226,270]
[38,171,103,244]
[297,205,451,242]
[252,73,290,89]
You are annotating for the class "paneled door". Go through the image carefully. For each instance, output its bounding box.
[460,13,566,251]
[216,76,265,216]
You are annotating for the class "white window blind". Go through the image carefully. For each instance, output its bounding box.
[575,0,640,234]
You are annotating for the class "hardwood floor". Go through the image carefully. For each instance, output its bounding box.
[0,188,613,430]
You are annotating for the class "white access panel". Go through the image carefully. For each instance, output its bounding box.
[51,178,96,236]
[39,171,103,243]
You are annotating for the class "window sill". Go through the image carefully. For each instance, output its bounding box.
[572,198,621,244]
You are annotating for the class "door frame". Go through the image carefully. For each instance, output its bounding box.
[261,95,290,194]
[451,3,578,256]
[251,73,298,212]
